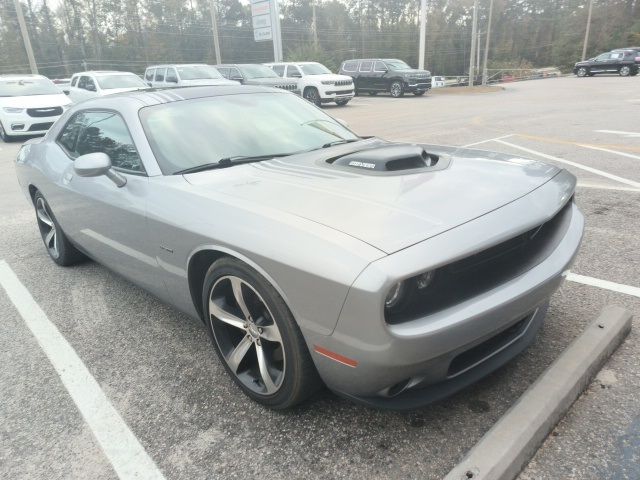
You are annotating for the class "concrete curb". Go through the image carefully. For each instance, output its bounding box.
[444,305,633,480]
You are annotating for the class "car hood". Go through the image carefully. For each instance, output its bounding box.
[184,140,561,254]
[246,78,298,87]
[305,74,353,82]
[180,78,239,86]
[0,93,71,108]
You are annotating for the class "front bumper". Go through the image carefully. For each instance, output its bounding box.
[403,80,432,92]
[1,113,61,136]
[318,85,355,103]
[307,171,583,408]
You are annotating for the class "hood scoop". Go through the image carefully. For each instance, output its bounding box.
[328,144,445,174]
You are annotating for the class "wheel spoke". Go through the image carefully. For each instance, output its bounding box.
[259,323,282,343]
[226,336,253,373]
[45,228,55,248]
[209,299,246,330]
[255,343,277,394]
[230,277,252,321]
[52,230,58,254]
[37,209,53,227]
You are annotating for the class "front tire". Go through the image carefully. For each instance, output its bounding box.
[619,66,631,77]
[203,257,322,409]
[576,67,588,77]
[34,191,85,266]
[0,121,14,142]
[303,87,321,107]
[390,81,404,98]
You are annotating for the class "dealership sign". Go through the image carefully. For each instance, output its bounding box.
[251,0,273,42]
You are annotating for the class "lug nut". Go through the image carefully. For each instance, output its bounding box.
[243,322,248,329]
[256,339,261,346]
[258,327,263,334]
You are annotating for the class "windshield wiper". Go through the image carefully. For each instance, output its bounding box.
[321,139,360,149]
[174,153,293,175]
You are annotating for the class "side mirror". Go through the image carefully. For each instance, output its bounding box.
[74,152,126,187]
[63,90,70,95]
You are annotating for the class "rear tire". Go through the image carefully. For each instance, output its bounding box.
[202,257,322,409]
[619,66,631,77]
[390,81,404,98]
[33,191,85,266]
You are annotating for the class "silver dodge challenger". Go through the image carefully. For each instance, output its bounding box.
[15,86,584,409]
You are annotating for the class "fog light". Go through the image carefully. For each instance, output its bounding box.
[416,271,434,289]
[11,123,25,130]
[385,281,406,309]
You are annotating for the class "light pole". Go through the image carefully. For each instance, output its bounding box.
[14,0,38,74]
[482,0,494,85]
[418,0,427,70]
[210,0,222,64]
[581,0,594,61]
[468,0,478,88]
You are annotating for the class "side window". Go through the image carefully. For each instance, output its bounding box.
[272,65,285,77]
[287,66,302,78]
[166,68,178,83]
[77,76,88,89]
[155,68,166,82]
[359,61,373,72]
[228,67,242,79]
[85,76,96,91]
[342,61,358,72]
[610,52,623,60]
[75,112,144,173]
[145,69,155,81]
[71,76,78,87]
[374,61,387,72]
[595,54,608,62]
[216,67,229,78]
[57,112,87,154]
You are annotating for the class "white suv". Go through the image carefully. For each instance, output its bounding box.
[265,62,354,107]
[144,64,239,88]
[67,71,148,103]
[0,74,71,141]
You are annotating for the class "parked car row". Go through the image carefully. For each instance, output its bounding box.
[574,47,640,77]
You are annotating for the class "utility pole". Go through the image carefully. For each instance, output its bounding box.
[476,31,481,76]
[210,0,222,64]
[482,0,494,85]
[14,0,38,74]
[312,3,318,48]
[270,0,283,62]
[418,0,427,70]
[581,0,594,61]
[468,0,478,88]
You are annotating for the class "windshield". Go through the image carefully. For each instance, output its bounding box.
[97,74,147,90]
[176,65,223,80]
[0,78,60,97]
[300,63,332,75]
[383,59,412,70]
[140,92,359,175]
[240,65,279,79]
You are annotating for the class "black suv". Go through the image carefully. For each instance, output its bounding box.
[338,58,431,97]
[573,50,639,77]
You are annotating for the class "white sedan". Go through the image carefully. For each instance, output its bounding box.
[67,71,148,103]
[0,74,71,141]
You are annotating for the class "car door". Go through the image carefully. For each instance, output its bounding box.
[165,67,179,86]
[69,75,94,103]
[357,60,375,90]
[52,110,166,296]
[144,68,155,87]
[154,68,167,87]
[373,61,389,90]
[591,53,610,73]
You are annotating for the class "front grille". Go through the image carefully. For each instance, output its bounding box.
[327,89,354,95]
[28,122,54,131]
[27,106,63,118]
[334,79,353,87]
[275,84,297,91]
[386,199,573,324]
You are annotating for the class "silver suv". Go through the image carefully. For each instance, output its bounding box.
[144,64,239,88]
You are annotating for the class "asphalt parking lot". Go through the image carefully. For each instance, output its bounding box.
[1,75,639,480]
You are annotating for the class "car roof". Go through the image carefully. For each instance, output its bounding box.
[341,58,404,63]
[71,85,286,108]
[265,62,319,65]
[72,71,136,77]
[146,64,209,69]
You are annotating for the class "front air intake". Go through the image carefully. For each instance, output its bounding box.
[329,144,439,172]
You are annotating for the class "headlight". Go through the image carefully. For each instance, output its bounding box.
[3,107,24,114]
[321,80,335,85]
[385,281,407,309]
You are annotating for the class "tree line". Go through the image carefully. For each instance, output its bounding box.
[0,0,638,78]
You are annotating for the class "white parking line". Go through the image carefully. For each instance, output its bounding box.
[595,129,640,138]
[577,144,640,161]
[493,140,640,189]
[567,273,640,298]
[462,134,514,148]
[0,260,166,480]
[576,182,640,193]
